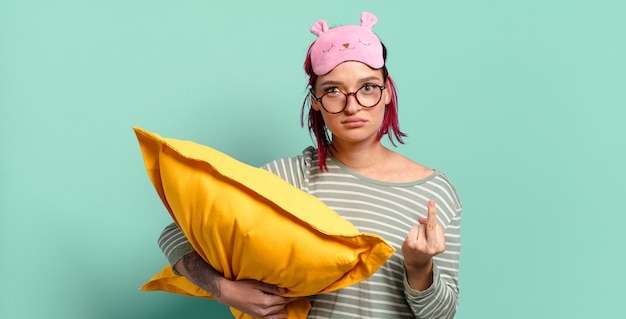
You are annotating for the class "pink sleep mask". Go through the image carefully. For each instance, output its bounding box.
[309,12,384,75]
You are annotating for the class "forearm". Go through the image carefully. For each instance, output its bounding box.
[175,251,224,297]
[405,259,434,291]
[159,223,225,297]
[404,262,459,319]
[169,234,293,318]
[156,224,293,318]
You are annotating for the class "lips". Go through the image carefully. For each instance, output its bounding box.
[341,118,367,128]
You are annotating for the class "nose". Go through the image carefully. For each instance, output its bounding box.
[342,43,350,49]
[344,92,361,114]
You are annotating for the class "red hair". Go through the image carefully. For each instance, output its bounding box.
[301,43,406,171]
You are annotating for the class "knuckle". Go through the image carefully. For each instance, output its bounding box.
[257,309,272,317]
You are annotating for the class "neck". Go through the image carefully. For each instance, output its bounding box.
[330,139,388,170]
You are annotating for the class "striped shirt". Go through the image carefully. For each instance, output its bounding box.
[159,146,462,319]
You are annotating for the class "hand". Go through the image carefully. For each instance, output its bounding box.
[402,200,446,289]
[175,253,296,319]
[218,278,297,319]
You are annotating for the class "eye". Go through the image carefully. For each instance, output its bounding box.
[361,84,376,93]
[323,87,341,95]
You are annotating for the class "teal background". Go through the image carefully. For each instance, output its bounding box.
[1,0,625,318]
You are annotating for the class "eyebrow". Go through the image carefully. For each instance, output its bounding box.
[318,76,383,87]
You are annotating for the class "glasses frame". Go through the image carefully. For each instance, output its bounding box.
[310,84,386,114]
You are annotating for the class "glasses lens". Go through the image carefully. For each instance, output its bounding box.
[356,85,382,107]
[320,93,346,113]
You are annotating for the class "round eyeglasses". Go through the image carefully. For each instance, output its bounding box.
[310,84,386,114]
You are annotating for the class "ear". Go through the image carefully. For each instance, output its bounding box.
[310,92,321,111]
[383,81,392,105]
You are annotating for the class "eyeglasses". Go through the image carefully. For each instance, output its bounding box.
[310,84,386,114]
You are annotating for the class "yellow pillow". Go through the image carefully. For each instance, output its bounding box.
[133,127,395,319]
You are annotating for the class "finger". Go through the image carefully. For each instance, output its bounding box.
[278,297,299,305]
[264,311,289,319]
[263,294,299,309]
[261,310,288,319]
[426,200,438,233]
[264,304,290,316]
[417,224,426,243]
[418,201,435,225]
[258,283,287,296]
[263,298,300,318]
[407,225,419,241]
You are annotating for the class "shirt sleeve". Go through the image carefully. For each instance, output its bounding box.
[157,222,195,274]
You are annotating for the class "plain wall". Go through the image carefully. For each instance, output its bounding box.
[1,0,625,318]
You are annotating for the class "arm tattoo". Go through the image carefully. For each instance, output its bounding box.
[182,253,222,297]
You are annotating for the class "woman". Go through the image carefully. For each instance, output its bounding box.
[158,11,462,319]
